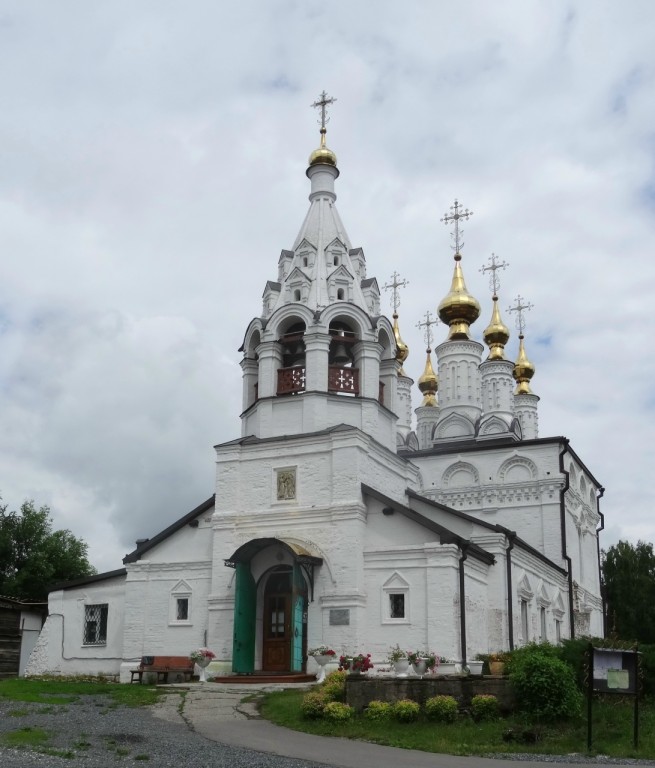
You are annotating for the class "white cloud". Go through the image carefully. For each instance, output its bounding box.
[1,0,654,571]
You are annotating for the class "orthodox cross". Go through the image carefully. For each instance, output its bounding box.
[311,90,337,128]
[440,198,473,254]
[416,311,438,350]
[382,271,409,314]
[480,252,509,296]
[508,294,534,334]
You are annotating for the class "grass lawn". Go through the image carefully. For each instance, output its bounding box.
[0,676,163,707]
[259,687,655,759]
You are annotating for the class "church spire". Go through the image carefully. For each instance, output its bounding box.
[383,271,410,375]
[437,199,481,340]
[308,90,338,168]
[416,311,438,406]
[481,253,510,360]
[508,295,536,394]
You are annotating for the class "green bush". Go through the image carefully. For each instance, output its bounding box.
[301,691,327,719]
[323,701,354,722]
[509,650,582,722]
[505,642,559,676]
[364,700,392,721]
[470,694,499,721]
[392,698,420,722]
[321,670,346,702]
[425,695,458,723]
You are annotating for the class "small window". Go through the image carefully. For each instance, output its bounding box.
[389,594,405,619]
[83,604,108,645]
[540,607,547,641]
[337,288,344,300]
[176,598,189,621]
[555,619,562,644]
[334,255,339,266]
[520,600,529,644]
[294,289,301,301]
[303,257,308,267]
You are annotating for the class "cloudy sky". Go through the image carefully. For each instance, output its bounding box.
[1,1,653,574]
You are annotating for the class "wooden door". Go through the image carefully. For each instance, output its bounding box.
[262,570,291,672]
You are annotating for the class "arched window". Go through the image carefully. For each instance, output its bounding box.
[277,321,306,395]
[293,289,301,302]
[337,288,344,300]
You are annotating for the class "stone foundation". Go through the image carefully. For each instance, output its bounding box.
[345,675,514,712]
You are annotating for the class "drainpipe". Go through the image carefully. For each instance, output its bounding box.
[459,543,469,665]
[506,532,516,651]
[595,487,606,636]
[559,439,575,638]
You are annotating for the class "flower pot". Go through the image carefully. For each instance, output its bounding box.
[392,658,410,677]
[313,654,332,683]
[436,662,458,676]
[467,661,484,676]
[411,659,428,677]
[195,656,212,682]
[489,660,505,676]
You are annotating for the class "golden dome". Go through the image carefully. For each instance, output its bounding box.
[417,349,438,406]
[392,312,409,375]
[438,254,481,339]
[308,127,337,167]
[513,334,536,394]
[483,295,510,359]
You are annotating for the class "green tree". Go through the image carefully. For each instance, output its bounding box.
[602,540,655,643]
[0,498,96,601]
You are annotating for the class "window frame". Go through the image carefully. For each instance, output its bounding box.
[83,603,108,646]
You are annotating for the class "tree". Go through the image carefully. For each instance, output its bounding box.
[602,540,655,643]
[0,498,96,601]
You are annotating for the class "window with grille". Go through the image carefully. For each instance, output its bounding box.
[83,604,108,645]
[176,597,189,621]
[389,593,405,619]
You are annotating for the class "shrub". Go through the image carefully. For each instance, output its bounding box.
[392,698,420,723]
[301,691,327,719]
[323,701,354,722]
[321,670,346,702]
[509,650,582,722]
[470,694,499,721]
[364,700,392,721]
[505,642,558,676]
[425,695,458,723]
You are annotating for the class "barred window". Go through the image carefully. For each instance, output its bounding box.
[389,593,405,619]
[83,604,108,645]
[176,597,189,621]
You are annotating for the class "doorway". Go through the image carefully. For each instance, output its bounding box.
[262,569,292,671]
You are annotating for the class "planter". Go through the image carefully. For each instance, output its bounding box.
[312,654,332,683]
[467,661,484,676]
[436,662,459,676]
[195,656,212,683]
[489,660,505,676]
[411,659,429,677]
[392,658,410,677]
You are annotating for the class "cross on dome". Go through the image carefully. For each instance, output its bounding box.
[416,311,438,350]
[508,294,534,335]
[311,90,337,129]
[382,271,409,315]
[480,252,509,297]
[441,198,473,255]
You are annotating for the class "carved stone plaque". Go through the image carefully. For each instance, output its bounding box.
[276,468,296,501]
[329,609,350,626]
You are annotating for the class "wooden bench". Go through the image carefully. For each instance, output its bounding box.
[130,655,195,684]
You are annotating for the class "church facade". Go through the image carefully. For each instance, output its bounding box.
[27,103,604,681]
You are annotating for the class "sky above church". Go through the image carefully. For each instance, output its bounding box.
[1,1,653,574]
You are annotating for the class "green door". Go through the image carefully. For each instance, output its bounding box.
[290,564,306,672]
[232,562,256,673]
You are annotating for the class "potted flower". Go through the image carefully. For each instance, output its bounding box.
[387,644,410,677]
[189,648,216,682]
[467,655,484,676]
[338,653,374,675]
[307,646,336,682]
[435,657,460,676]
[407,650,437,677]
[488,652,508,676]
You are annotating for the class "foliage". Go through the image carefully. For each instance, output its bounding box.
[0,498,95,601]
[470,695,499,721]
[407,650,437,669]
[0,677,163,708]
[504,642,559,675]
[338,653,374,672]
[307,646,336,656]
[424,695,458,723]
[387,644,408,663]
[602,540,655,643]
[189,648,215,662]
[321,670,346,702]
[323,701,354,722]
[363,700,392,721]
[392,698,420,722]
[301,691,327,719]
[509,649,582,722]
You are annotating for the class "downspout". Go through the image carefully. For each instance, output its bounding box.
[506,532,516,651]
[559,439,575,638]
[459,543,469,665]
[596,487,606,636]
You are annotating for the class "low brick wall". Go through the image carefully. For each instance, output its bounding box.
[345,675,515,713]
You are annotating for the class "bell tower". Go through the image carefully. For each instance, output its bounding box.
[238,93,402,452]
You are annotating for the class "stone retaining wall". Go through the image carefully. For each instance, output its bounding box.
[345,675,515,712]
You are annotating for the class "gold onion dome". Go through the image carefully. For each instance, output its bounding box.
[308,127,337,167]
[418,349,438,406]
[392,312,409,375]
[483,295,510,359]
[438,254,481,339]
[513,334,536,394]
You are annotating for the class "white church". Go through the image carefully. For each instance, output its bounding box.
[27,96,605,681]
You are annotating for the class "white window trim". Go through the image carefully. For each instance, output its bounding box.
[170,582,193,626]
[381,572,410,625]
